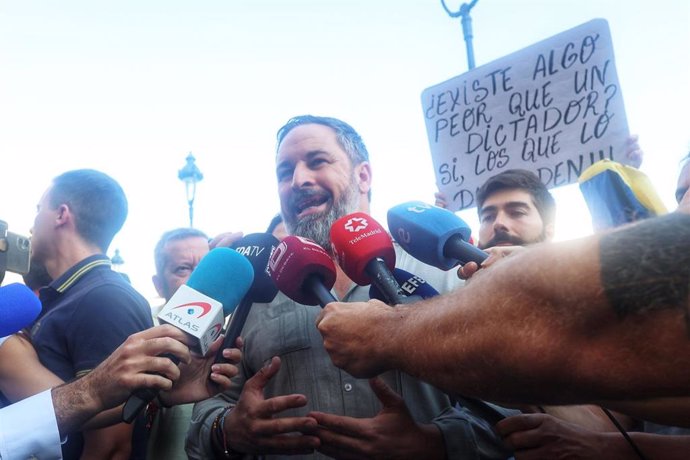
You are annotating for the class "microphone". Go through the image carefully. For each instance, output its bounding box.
[387,201,488,270]
[268,235,337,307]
[330,212,406,305]
[368,268,439,304]
[0,283,41,337]
[122,247,253,423]
[214,233,280,364]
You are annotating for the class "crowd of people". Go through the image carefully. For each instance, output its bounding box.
[0,113,689,460]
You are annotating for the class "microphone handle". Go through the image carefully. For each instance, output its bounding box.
[444,234,489,265]
[365,258,406,306]
[304,274,337,307]
[214,297,252,365]
[122,353,180,424]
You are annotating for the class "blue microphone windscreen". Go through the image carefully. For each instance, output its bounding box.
[186,247,254,316]
[231,233,279,304]
[388,201,471,270]
[0,283,42,337]
[369,268,439,302]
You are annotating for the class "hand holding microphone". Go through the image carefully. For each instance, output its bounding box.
[122,247,254,423]
[387,201,488,271]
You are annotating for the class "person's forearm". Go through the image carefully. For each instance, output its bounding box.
[600,432,690,460]
[601,398,690,428]
[52,378,102,437]
[387,213,690,404]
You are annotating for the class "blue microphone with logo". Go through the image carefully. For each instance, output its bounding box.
[387,201,487,270]
[122,247,253,423]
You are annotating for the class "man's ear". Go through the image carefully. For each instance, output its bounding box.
[54,204,71,228]
[544,222,555,241]
[355,161,372,196]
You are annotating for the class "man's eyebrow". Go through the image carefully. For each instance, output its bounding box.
[479,201,531,215]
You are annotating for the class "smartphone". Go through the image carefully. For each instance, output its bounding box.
[4,231,31,275]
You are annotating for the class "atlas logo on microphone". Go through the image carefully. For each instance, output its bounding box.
[158,284,224,354]
[172,301,213,318]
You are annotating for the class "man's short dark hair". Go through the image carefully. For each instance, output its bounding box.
[276,115,371,201]
[476,169,556,226]
[49,169,128,252]
[276,115,369,165]
[154,228,208,276]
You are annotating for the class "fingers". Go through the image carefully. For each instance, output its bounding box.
[208,362,240,390]
[495,413,545,438]
[209,231,244,249]
[368,376,403,408]
[249,356,281,390]
[434,191,448,209]
[457,262,479,280]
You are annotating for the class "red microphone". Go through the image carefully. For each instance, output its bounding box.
[268,235,337,307]
[330,212,405,305]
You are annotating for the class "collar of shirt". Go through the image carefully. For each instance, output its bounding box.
[38,254,112,305]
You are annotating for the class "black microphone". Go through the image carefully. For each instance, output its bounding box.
[213,233,280,364]
[369,268,439,304]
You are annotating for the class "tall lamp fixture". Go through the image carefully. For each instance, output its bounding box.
[441,0,479,70]
[178,152,204,228]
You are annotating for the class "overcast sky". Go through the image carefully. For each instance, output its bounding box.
[1,0,688,303]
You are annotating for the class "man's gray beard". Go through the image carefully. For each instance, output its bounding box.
[286,178,361,254]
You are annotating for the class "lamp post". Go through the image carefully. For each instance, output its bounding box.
[441,0,479,70]
[110,249,124,270]
[178,152,204,228]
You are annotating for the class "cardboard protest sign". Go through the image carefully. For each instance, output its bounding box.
[422,19,629,211]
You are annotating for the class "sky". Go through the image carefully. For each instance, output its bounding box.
[1,0,688,303]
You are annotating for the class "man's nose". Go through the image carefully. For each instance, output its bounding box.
[291,162,315,189]
[493,213,509,233]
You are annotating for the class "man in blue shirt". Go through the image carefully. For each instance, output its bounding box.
[29,169,153,459]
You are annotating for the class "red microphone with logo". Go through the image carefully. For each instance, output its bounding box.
[330,212,406,305]
[268,235,337,307]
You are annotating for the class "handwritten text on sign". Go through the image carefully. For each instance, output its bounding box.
[422,19,629,211]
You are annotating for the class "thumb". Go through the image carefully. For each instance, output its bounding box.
[369,377,403,408]
[247,356,281,392]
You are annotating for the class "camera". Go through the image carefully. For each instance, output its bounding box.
[0,220,31,284]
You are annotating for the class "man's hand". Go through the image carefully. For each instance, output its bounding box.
[309,377,444,460]
[83,325,193,412]
[53,325,194,435]
[209,231,244,249]
[496,413,613,460]
[223,356,320,455]
[159,334,243,407]
[625,134,644,169]
[458,246,525,280]
[316,300,395,378]
[434,191,448,209]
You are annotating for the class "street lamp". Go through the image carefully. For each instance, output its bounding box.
[441,0,479,70]
[178,152,204,228]
[110,248,124,270]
